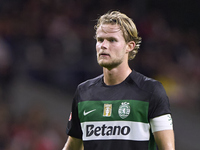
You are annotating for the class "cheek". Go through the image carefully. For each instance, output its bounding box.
[96,43,100,51]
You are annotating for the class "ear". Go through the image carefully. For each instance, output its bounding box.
[126,41,135,53]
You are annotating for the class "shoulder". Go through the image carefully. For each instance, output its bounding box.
[130,70,162,94]
[130,71,170,118]
[77,74,103,91]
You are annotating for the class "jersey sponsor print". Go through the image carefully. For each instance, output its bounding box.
[78,100,150,141]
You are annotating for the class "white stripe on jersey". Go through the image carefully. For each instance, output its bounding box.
[81,121,150,141]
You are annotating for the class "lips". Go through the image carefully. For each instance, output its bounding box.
[99,52,110,57]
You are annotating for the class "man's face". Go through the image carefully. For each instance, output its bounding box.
[96,24,129,69]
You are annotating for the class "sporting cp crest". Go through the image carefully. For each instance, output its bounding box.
[118,102,130,119]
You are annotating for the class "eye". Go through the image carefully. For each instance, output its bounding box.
[109,38,117,42]
[97,37,104,43]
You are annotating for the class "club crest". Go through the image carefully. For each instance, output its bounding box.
[118,102,130,119]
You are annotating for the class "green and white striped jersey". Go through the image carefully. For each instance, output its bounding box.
[67,70,171,150]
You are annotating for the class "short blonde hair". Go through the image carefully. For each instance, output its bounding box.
[95,11,142,60]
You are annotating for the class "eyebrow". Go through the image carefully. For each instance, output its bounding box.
[96,36,118,41]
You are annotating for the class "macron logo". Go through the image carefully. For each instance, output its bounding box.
[84,109,96,116]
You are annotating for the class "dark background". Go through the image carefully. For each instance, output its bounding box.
[0,0,199,149]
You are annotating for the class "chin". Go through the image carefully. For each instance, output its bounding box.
[98,61,120,69]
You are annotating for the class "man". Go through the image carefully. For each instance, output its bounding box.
[63,11,175,150]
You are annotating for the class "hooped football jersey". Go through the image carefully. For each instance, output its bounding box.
[67,70,171,150]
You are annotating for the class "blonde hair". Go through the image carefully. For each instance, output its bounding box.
[95,11,142,60]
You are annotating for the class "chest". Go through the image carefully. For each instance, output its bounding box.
[78,99,149,123]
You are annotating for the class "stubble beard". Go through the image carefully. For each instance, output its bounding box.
[97,57,123,70]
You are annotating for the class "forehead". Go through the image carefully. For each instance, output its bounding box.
[96,24,123,37]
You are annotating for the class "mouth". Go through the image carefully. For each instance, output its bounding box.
[99,52,110,57]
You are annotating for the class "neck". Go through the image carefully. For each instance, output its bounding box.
[103,65,132,85]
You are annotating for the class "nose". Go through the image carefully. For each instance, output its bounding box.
[101,40,108,49]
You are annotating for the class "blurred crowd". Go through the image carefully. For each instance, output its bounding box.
[0,0,199,149]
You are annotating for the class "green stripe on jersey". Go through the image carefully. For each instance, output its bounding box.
[78,100,149,123]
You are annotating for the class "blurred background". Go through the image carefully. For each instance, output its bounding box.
[0,0,199,149]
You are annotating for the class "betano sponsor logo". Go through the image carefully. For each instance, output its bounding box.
[81,121,150,141]
[86,124,130,137]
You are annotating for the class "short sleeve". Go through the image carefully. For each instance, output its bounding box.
[148,82,171,119]
[66,89,83,139]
